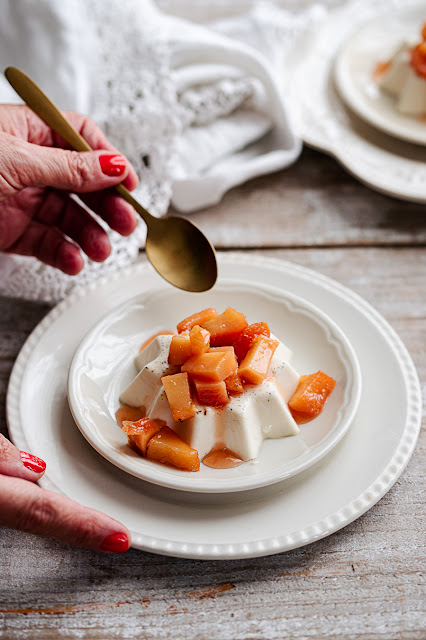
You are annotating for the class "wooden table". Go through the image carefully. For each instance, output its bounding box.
[1,147,425,639]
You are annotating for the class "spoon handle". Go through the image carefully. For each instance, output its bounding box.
[4,66,151,224]
[5,67,93,152]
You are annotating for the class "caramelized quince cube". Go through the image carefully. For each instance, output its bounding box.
[189,325,210,355]
[182,350,237,382]
[121,417,162,455]
[177,308,218,333]
[238,336,279,385]
[146,426,200,471]
[288,371,336,423]
[194,379,229,406]
[115,405,146,427]
[233,322,270,362]
[224,371,244,395]
[201,307,248,347]
[162,372,196,421]
[168,331,192,365]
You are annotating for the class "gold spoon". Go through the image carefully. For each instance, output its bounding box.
[4,66,217,292]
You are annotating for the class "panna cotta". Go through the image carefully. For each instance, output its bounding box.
[120,334,300,462]
[376,24,426,116]
[118,306,336,473]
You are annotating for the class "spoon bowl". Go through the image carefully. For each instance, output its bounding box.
[5,66,217,292]
[114,182,217,292]
[146,215,218,292]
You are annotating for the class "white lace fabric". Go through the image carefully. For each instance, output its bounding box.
[0,0,327,302]
[0,0,175,301]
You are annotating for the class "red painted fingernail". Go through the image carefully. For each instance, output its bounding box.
[100,533,129,553]
[99,154,126,177]
[20,451,46,473]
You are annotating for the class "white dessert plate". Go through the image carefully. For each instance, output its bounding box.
[285,0,426,203]
[6,255,421,559]
[67,282,361,493]
[334,7,426,146]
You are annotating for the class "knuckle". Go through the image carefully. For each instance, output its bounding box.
[16,490,59,535]
[0,134,26,193]
[66,151,93,189]
[69,514,100,548]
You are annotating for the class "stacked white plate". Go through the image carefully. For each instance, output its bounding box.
[6,255,421,559]
[286,0,426,203]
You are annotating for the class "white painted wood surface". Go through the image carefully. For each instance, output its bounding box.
[0,147,425,639]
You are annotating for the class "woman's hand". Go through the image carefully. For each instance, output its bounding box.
[0,433,131,552]
[0,104,139,274]
[0,105,134,551]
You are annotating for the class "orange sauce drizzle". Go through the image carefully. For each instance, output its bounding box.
[372,60,391,80]
[202,445,243,469]
[115,405,146,427]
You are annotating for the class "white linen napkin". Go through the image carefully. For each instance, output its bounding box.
[0,0,322,301]
[162,5,307,211]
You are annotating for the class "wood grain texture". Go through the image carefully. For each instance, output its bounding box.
[173,148,426,249]
[1,117,425,640]
[0,246,424,640]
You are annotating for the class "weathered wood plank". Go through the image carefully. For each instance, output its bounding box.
[173,148,426,249]
[0,247,424,640]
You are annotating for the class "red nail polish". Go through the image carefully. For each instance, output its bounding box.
[99,154,126,177]
[20,451,46,473]
[100,533,129,553]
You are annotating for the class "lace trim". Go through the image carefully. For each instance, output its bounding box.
[0,0,319,302]
[0,0,178,302]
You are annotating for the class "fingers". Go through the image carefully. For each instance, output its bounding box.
[6,220,85,275]
[0,414,130,554]
[2,187,137,272]
[79,191,137,236]
[0,133,132,198]
[33,189,137,260]
[0,474,131,553]
[36,190,113,261]
[0,433,46,482]
[0,107,140,274]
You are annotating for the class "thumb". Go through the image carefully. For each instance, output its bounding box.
[0,133,130,197]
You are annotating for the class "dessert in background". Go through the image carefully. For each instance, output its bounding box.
[375,23,426,117]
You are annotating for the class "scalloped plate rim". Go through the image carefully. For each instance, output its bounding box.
[5,255,422,559]
[333,13,426,146]
[285,0,426,204]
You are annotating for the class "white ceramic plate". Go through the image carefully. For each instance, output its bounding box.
[334,7,426,146]
[6,255,421,559]
[285,0,426,203]
[67,282,361,493]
